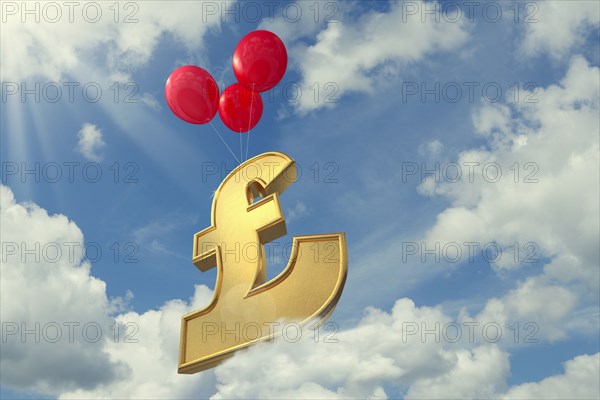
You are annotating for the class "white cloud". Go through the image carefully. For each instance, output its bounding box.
[58,286,216,400]
[1,1,231,81]
[413,55,599,357]
[520,1,600,59]
[76,123,106,161]
[421,56,599,277]
[405,346,510,399]
[503,353,600,400]
[1,184,118,393]
[210,297,510,399]
[263,1,469,113]
[465,276,579,344]
[0,184,216,398]
[209,297,596,399]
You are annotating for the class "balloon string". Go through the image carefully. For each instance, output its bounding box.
[245,127,251,162]
[239,132,243,165]
[209,121,240,164]
[245,83,255,162]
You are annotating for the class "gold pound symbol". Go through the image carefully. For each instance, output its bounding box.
[178,152,347,374]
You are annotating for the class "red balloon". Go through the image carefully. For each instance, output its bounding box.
[218,83,263,133]
[165,65,219,124]
[233,30,287,93]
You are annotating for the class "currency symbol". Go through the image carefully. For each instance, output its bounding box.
[178,152,347,373]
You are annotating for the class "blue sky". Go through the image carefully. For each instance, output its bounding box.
[1,1,599,398]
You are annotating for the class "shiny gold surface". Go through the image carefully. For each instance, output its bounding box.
[178,152,347,374]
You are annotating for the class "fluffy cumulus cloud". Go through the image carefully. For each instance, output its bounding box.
[208,299,597,399]
[466,277,579,343]
[261,1,469,113]
[211,298,511,399]
[421,56,599,265]
[519,0,600,59]
[417,54,599,347]
[58,286,217,400]
[421,55,598,263]
[76,123,106,161]
[405,346,510,399]
[504,353,600,400]
[1,184,117,393]
[358,32,592,396]
[1,0,232,81]
[0,184,215,398]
